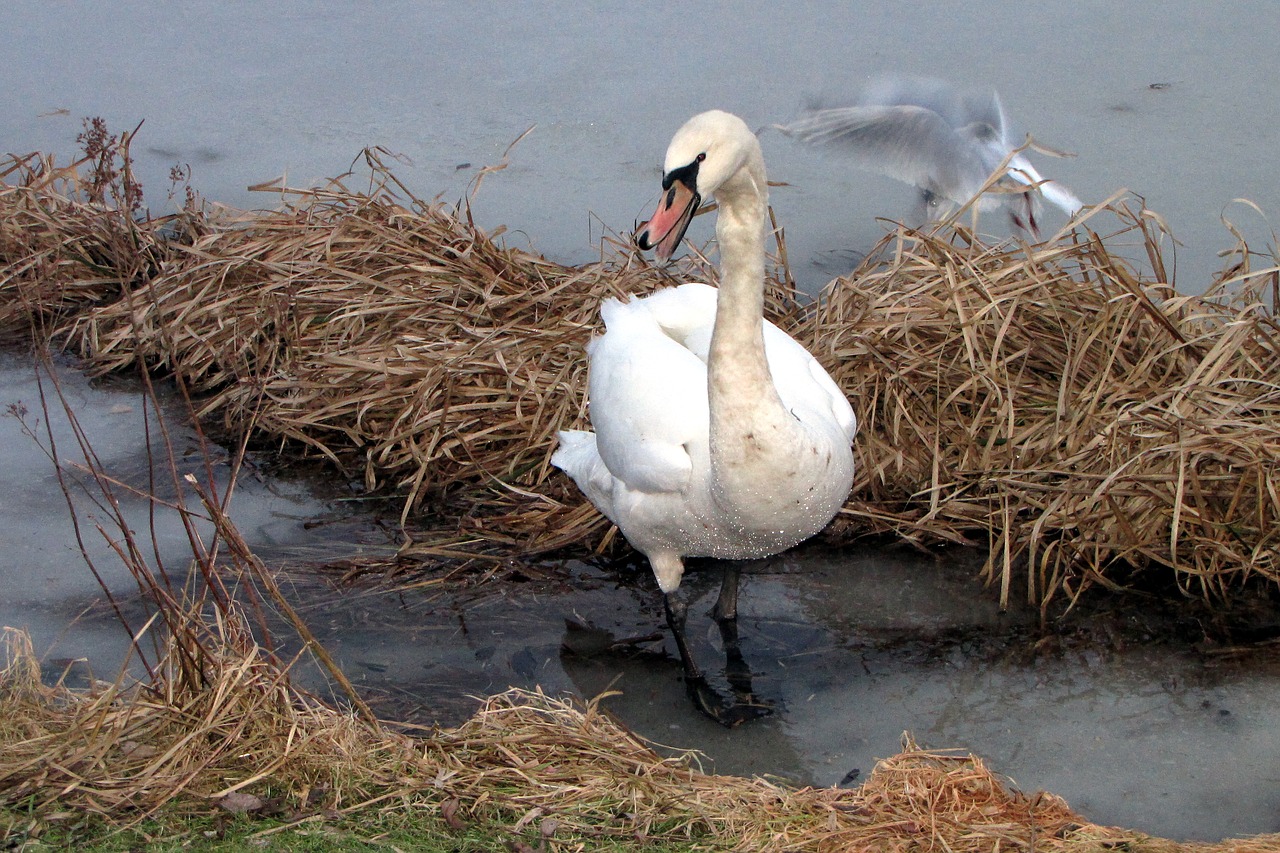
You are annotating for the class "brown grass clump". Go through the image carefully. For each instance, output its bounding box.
[4,213,1280,848]
[0,138,796,554]
[1,141,775,553]
[0,133,172,338]
[0,625,383,820]
[3,626,1240,851]
[58,150,640,545]
[794,207,1280,611]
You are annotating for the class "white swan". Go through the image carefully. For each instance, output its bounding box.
[553,110,857,724]
[777,75,1082,237]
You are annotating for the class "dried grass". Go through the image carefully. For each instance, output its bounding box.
[5,144,1280,847]
[3,133,1280,611]
[795,206,1280,610]
[0,152,169,339]
[12,625,1273,851]
[57,150,633,544]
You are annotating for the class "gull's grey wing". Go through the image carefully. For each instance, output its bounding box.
[960,88,1008,141]
[777,104,990,201]
[859,75,1007,139]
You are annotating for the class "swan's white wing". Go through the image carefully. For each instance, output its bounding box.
[564,287,852,511]
[778,105,989,201]
[630,282,719,354]
[641,285,855,445]
[760,323,858,443]
[587,298,710,495]
[805,354,859,440]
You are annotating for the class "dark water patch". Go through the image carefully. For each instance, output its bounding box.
[280,543,1280,841]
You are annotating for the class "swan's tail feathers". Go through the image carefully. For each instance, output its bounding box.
[551,429,597,475]
[597,297,625,327]
[552,430,617,520]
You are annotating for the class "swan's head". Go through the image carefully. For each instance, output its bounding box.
[636,110,763,261]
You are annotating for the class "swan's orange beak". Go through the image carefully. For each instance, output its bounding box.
[636,175,699,262]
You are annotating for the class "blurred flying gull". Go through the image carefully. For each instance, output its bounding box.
[777,76,1082,237]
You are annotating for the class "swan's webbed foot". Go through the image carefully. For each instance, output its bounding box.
[683,672,773,728]
[663,569,773,728]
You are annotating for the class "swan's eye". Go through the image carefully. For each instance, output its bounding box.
[696,152,706,163]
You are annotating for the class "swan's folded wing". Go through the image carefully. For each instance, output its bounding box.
[760,323,858,443]
[806,357,858,441]
[587,321,709,495]
[630,282,719,354]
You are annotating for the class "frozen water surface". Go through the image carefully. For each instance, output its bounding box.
[7,1,1280,293]
[0,353,396,673]
[4,0,1280,842]
[277,549,1280,842]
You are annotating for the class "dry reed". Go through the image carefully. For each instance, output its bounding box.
[5,138,1280,846]
[0,425,1273,850]
[3,129,1280,612]
[12,625,1271,851]
[794,208,1280,611]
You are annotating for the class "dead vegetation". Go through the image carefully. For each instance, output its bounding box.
[4,128,1279,611]
[0,358,1172,851]
[800,204,1280,613]
[0,625,1246,852]
[4,125,1280,849]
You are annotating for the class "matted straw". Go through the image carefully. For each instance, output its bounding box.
[790,206,1280,611]
[4,626,1242,851]
[4,137,1280,610]
[6,137,1280,846]
[0,151,172,338]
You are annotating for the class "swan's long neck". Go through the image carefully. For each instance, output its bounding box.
[708,163,771,401]
[707,154,802,508]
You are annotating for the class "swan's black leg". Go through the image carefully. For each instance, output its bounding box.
[713,569,751,694]
[663,591,739,727]
[715,610,754,695]
[711,562,740,622]
[712,565,772,717]
[662,591,703,684]
[663,569,771,728]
